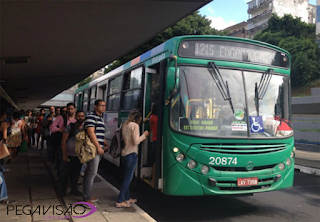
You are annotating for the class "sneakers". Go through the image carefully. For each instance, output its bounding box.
[0,199,18,205]
[70,190,83,197]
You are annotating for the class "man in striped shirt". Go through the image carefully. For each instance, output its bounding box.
[83,99,108,204]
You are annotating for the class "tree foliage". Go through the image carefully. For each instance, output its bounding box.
[105,11,225,73]
[78,76,92,88]
[254,14,320,87]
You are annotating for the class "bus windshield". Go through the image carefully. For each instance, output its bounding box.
[170,66,293,138]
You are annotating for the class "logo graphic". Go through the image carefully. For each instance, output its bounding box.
[6,202,97,220]
[71,202,97,218]
[246,161,254,171]
[249,116,264,133]
[234,109,245,120]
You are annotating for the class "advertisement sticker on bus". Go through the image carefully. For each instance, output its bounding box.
[145,52,170,67]
[231,121,247,131]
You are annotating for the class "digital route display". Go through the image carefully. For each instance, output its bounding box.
[178,40,290,68]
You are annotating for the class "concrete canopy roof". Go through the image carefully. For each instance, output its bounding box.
[1,0,211,110]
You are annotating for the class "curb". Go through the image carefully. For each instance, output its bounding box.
[294,140,320,145]
[294,165,320,176]
[96,174,157,222]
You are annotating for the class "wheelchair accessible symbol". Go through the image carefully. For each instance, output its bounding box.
[249,116,264,133]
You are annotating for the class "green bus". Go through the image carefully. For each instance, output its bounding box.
[75,35,294,196]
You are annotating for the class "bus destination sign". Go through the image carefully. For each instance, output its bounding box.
[178,40,289,68]
[179,118,221,132]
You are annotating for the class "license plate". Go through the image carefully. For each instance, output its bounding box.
[237,177,258,187]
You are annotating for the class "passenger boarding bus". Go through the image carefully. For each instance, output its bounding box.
[75,35,294,196]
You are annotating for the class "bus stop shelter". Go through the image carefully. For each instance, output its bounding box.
[0,0,211,110]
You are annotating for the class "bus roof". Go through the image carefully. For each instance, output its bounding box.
[75,35,290,94]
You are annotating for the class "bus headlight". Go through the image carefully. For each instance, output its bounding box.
[279,163,285,171]
[176,153,185,162]
[286,158,292,166]
[173,147,179,153]
[187,160,197,169]
[290,151,295,158]
[201,165,209,174]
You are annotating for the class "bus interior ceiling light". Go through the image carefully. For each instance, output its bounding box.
[173,147,179,153]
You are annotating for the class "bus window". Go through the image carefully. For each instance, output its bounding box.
[107,94,121,111]
[82,90,89,111]
[83,101,88,112]
[122,67,143,110]
[124,68,142,90]
[107,76,122,111]
[83,90,89,101]
[89,86,97,111]
[90,86,96,98]
[123,89,141,110]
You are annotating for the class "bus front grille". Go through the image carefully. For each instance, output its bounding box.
[211,164,277,172]
[199,143,287,154]
[214,177,274,191]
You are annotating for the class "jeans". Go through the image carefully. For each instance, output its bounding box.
[46,141,55,162]
[55,147,63,178]
[61,156,82,193]
[0,172,8,201]
[83,154,102,201]
[117,153,138,203]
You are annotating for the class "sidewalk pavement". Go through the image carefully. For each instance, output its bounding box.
[294,142,320,175]
[0,149,156,222]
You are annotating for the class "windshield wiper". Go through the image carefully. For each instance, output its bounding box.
[254,69,274,116]
[208,62,234,113]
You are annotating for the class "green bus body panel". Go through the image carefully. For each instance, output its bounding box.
[164,163,204,196]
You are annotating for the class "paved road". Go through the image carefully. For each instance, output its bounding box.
[99,159,320,222]
[295,143,320,169]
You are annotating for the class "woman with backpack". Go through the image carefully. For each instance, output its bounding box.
[116,109,149,208]
[7,112,24,162]
[0,111,10,165]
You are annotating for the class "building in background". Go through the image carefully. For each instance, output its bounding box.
[92,68,104,80]
[223,22,248,38]
[40,86,77,108]
[225,0,317,39]
[317,0,320,46]
[247,0,316,38]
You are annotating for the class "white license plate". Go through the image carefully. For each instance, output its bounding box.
[237,177,258,187]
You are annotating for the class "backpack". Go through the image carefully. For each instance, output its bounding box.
[67,123,76,141]
[75,131,96,163]
[109,125,123,158]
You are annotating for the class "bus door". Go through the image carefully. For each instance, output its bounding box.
[140,67,160,186]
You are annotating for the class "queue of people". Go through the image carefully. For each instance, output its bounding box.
[0,100,155,208]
